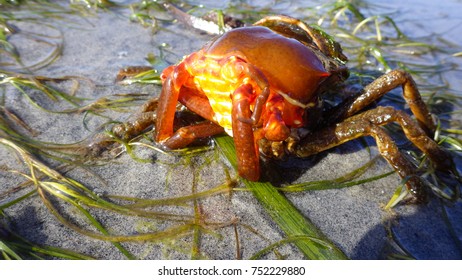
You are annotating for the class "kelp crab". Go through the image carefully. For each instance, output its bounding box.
[115,15,455,201]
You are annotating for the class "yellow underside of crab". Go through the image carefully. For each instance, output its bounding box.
[188,56,257,136]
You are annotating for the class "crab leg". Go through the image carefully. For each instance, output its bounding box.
[177,88,215,120]
[232,83,260,181]
[112,111,157,140]
[162,121,224,149]
[245,66,270,125]
[155,70,225,149]
[295,106,454,201]
[155,74,181,142]
[328,70,436,136]
[227,58,270,125]
[110,97,160,140]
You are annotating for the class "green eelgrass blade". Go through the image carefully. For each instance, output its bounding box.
[3,240,95,260]
[0,240,22,260]
[279,171,394,192]
[278,155,394,192]
[385,184,408,210]
[71,200,136,259]
[110,182,232,208]
[214,135,347,260]
[1,222,94,260]
[249,235,334,260]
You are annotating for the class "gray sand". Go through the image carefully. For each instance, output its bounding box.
[1,1,461,259]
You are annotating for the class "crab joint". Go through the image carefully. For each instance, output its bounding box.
[264,109,290,141]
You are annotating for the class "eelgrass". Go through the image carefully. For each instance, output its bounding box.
[0,0,461,259]
[0,238,95,259]
[0,72,82,108]
[0,109,239,259]
[0,217,94,259]
[0,136,235,259]
[278,156,394,193]
[215,135,347,260]
[0,14,64,72]
[0,107,99,164]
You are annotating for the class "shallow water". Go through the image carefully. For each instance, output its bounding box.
[0,0,461,259]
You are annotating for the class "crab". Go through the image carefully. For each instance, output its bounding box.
[113,15,455,201]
